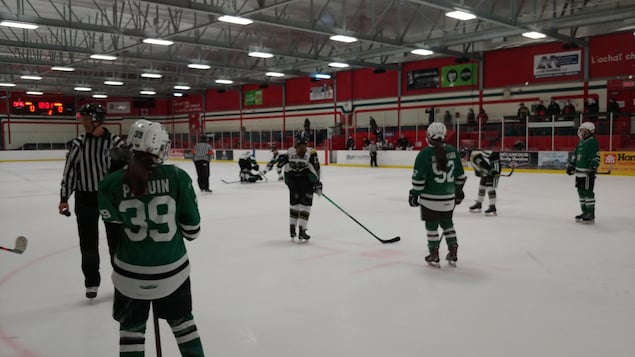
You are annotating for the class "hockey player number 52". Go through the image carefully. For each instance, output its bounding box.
[432,161,455,183]
[119,196,177,242]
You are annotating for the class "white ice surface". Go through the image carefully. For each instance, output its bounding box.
[1,160,634,357]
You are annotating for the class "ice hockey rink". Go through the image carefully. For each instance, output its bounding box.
[1,159,634,357]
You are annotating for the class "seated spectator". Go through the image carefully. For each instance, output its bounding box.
[346,136,355,150]
[517,103,530,121]
[608,98,620,114]
[362,136,370,149]
[534,100,547,120]
[477,108,489,127]
[466,108,476,127]
[397,135,410,150]
[562,100,576,120]
[547,98,561,119]
[443,110,453,128]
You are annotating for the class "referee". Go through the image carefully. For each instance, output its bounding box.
[192,135,213,192]
[58,103,126,299]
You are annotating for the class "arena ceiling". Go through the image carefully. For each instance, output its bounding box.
[0,0,634,98]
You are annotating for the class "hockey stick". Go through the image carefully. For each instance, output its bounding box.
[321,193,400,244]
[498,165,515,177]
[153,308,162,357]
[221,179,241,184]
[0,236,27,254]
[597,164,613,175]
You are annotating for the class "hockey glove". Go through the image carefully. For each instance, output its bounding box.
[455,189,465,205]
[408,189,420,207]
[313,182,323,196]
[566,163,575,176]
[253,164,259,171]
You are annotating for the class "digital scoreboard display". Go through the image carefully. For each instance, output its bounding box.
[11,100,75,116]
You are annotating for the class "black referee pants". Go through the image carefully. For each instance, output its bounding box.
[75,191,120,288]
[194,160,210,190]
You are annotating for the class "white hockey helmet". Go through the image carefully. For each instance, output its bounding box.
[578,121,595,139]
[127,119,171,162]
[426,122,447,144]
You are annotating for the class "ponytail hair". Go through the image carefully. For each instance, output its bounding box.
[124,152,155,197]
[431,139,448,172]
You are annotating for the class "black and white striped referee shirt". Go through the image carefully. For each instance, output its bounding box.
[60,128,125,201]
[192,142,213,161]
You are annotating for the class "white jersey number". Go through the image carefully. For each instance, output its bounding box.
[119,196,177,242]
[432,160,455,183]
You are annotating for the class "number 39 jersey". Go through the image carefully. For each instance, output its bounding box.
[98,164,201,300]
[411,144,466,212]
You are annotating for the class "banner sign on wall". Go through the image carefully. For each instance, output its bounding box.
[309,83,334,101]
[533,50,581,78]
[499,151,536,168]
[406,68,439,89]
[107,102,130,114]
[441,63,477,87]
[599,151,635,176]
[173,97,203,114]
[537,151,569,169]
[244,90,263,106]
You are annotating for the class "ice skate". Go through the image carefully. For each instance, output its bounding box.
[484,205,497,216]
[469,202,482,213]
[290,225,296,240]
[85,286,98,299]
[446,245,458,267]
[425,248,440,268]
[575,213,585,222]
[580,213,595,224]
[298,227,311,241]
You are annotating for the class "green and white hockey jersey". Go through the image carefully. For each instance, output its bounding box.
[98,164,200,300]
[573,136,600,177]
[411,144,466,212]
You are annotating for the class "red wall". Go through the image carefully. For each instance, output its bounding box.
[206,89,241,112]
[336,68,399,101]
[285,77,335,106]
[484,42,584,88]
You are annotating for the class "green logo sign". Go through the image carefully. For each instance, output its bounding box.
[244,90,263,106]
[441,63,477,87]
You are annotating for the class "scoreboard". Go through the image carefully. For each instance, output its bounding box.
[12,100,75,116]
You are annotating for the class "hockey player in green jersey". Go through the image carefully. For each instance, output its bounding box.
[409,122,467,267]
[566,121,600,224]
[98,120,205,357]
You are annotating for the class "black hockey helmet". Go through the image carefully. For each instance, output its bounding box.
[295,135,308,146]
[78,104,106,124]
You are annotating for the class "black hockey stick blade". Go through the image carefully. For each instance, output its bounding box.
[322,193,400,244]
[0,236,27,254]
[221,179,241,184]
[499,166,515,177]
[597,164,613,175]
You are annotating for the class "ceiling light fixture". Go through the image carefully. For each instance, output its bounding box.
[26,91,43,95]
[0,82,16,87]
[329,35,358,43]
[74,86,92,91]
[328,62,349,68]
[139,90,156,95]
[265,72,285,77]
[143,38,174,46]
[92,94,108,99]
[314,73,331,80]
[141,73,163,79]
[411,49,434,56]
[522,31,547,39]
[188,63,211,70]
[248,51,274,59]
[174,85,191,90]
[218,15,253,25]
[173,92,184,97]
[215,79,234,85]
[0,20,38,30]
[104,80,124,86]
[20,75,42,80]
[90,54,117,61]
[51,66,75,72]
[445,10,476,21]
